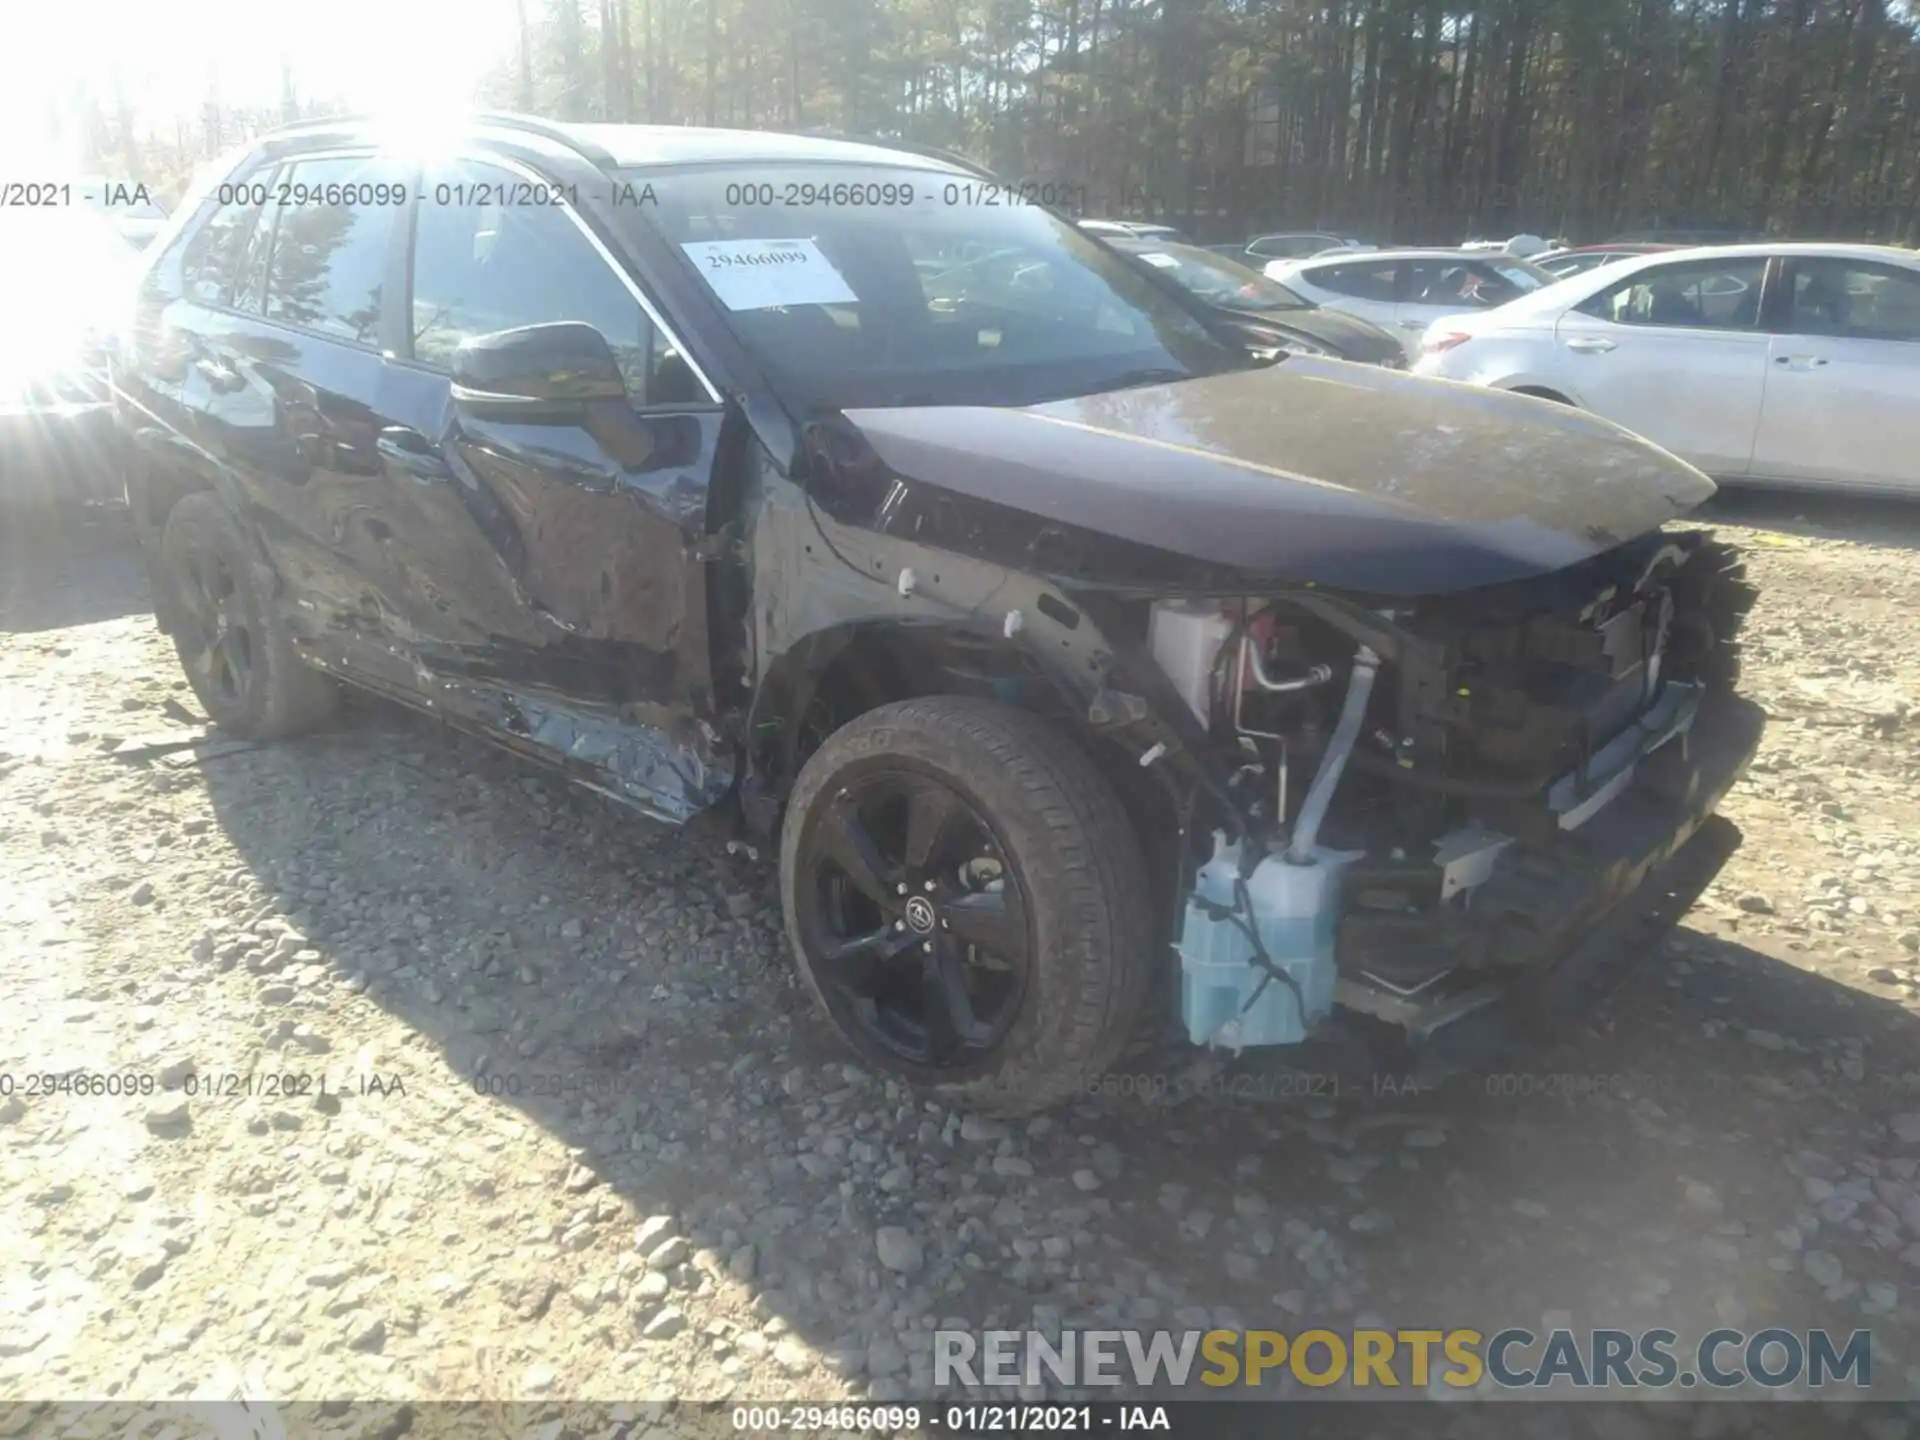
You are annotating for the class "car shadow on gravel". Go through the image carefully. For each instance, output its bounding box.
[179,694,1920,1400]
[0,505,150,633]
[1699,488,1920,551]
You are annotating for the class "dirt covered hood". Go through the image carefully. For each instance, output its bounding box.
[842,360,1718,596]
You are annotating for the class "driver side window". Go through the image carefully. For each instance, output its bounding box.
[1577,258,1768,331]
[1784,259,1920,342]
[410,162,700,404]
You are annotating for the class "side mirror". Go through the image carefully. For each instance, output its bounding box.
[451,321,627,424]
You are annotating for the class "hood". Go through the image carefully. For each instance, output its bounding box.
[841,362,1717,597]
[1224,306,1406,365]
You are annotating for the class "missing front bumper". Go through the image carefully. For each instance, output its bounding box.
[1336,691,1765,1034]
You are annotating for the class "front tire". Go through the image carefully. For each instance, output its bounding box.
[780,696,1153,1116]
[155,492,338,739]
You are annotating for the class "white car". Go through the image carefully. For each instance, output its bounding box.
[1262,248,1556,361]
[1411,243,1920,493]
[1077,219,1190,244]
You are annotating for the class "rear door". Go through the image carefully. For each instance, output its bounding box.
[121,175,273,535]
[1750,255,1920,490]
[367,156,734,819]
[1549,254,1774,476]
[121,152,409,673]
[230,154,412,669]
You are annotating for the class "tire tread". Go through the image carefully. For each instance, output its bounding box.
[158,493,337,740]
[781,695,1153,1115]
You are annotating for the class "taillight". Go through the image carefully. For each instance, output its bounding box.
[1422,332,1472,355]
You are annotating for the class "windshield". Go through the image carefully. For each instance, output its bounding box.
[628,164,1248,409]
[1120,241,1311,311]
[1459,261,1551,293]
[1484,258,1553,291]
[1539,252,1616,278]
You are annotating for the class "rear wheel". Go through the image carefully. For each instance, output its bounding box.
[780,696,1152,1115]
[155,493,338,739]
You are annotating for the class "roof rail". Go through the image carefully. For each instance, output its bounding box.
[264,111,374,134]
[470,112,618,168]
[253,110,614,169]
[256,112,377,153]
[795,128,997,179]
[898,142,998,180]
[875,140,997,180]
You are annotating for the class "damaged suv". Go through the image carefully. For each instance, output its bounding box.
[115,116,1763,1113]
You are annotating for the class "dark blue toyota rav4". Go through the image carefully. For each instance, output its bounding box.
[114,114,1763,1113]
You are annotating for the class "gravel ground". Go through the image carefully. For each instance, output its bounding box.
[2,492,1919,1417]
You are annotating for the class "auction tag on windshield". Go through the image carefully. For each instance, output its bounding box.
[1138,252,1179,268]
[680,238,858,310]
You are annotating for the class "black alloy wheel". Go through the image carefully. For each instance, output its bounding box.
[780,696,1153,1114]
[794,767,1031,1069]
[174,544,255,709]
[156,493,337,738]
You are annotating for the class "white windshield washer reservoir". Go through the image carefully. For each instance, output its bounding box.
[1177,832,1357,1049]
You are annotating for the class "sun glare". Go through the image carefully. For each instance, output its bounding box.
[355,105,490,170]
[0,0,519,181]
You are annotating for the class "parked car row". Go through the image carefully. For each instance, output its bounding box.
[1258,248,1559,362]
[1077,213,1918,494]
[1075,218,1191,244]
[1074,219,1373,265]
[1533,243,1679,280]
[1104,237,1406,366]
[1206,232,1374,263]
[1413,242,1920,494]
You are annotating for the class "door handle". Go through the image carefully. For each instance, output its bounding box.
[1565,337,1617,353]
[1399,319,1428,330]
[1775,355,1830,368]
[376,426,452,481]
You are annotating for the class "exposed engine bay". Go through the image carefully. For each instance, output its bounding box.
[1151,527,1763,1055]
